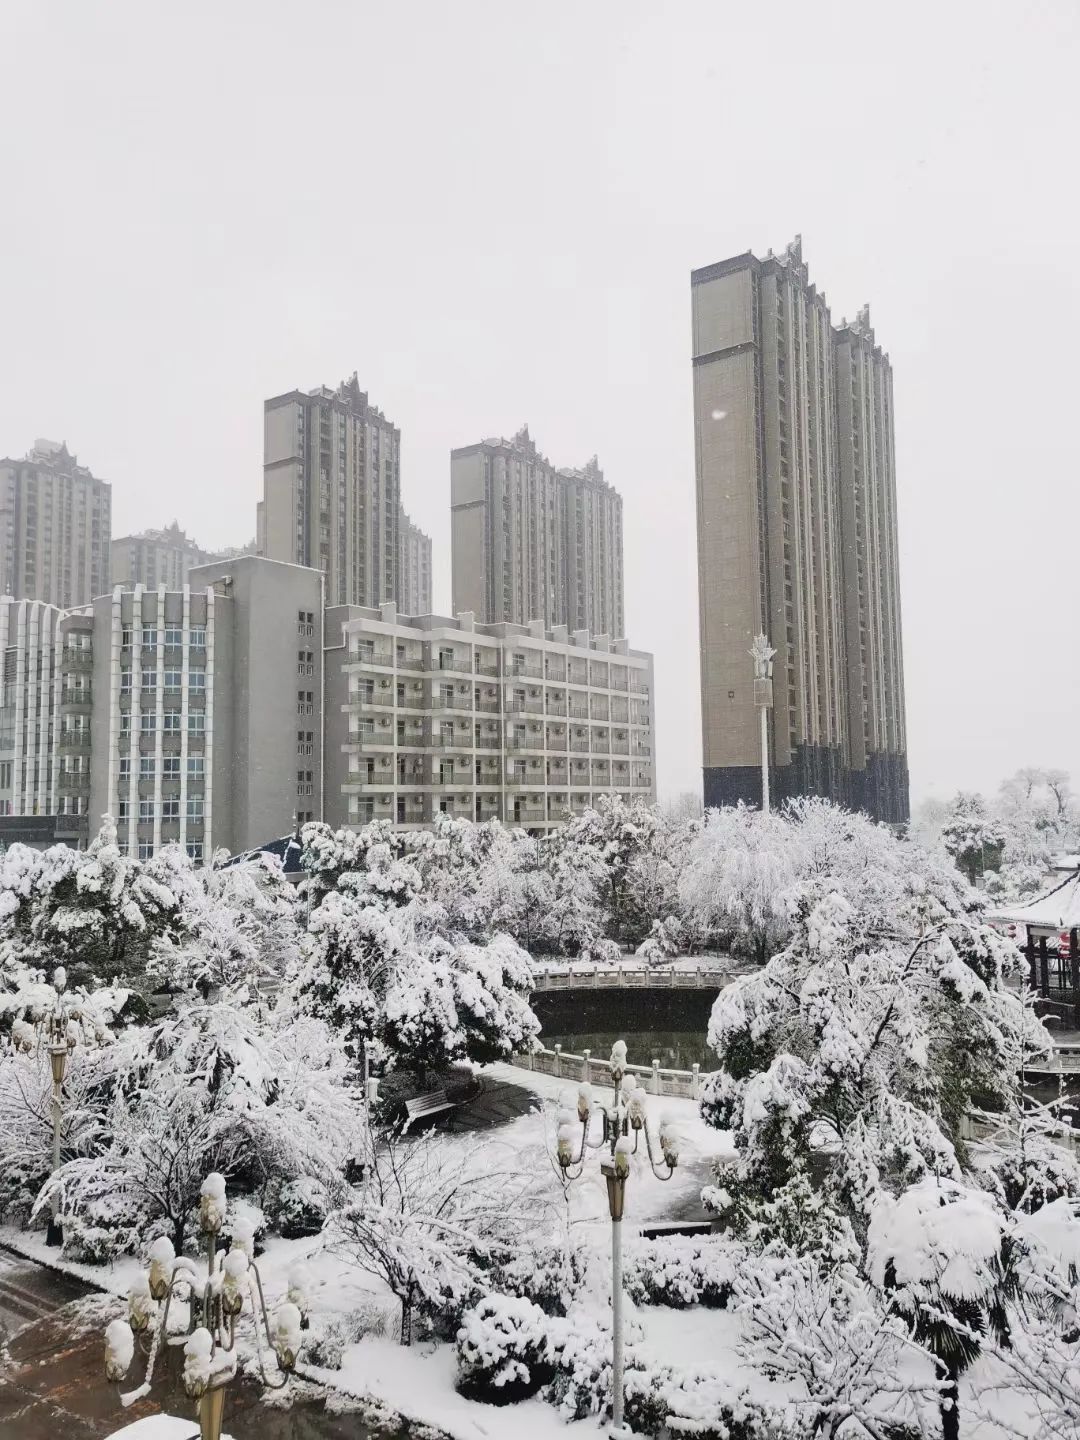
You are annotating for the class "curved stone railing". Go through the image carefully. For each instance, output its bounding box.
[515,1042,710,1101]
[530,963,735,994]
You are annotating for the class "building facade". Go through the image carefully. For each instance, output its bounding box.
[451,426,624,635]
[691,237,908,823]
[259,373,402,609]
[0,561,655,857]
[0,440,111,608]
[325,602,654,832]
[110,522,248,591]
[397,510,433,616]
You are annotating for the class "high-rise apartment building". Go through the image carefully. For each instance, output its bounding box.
[451,426,624,636]
[397,510,433,615]
[691,237,907,823]
[110,522,248,591]
[0,440,111,608]
[259,373,402,609]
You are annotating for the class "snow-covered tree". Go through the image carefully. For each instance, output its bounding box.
[701,871,1047,1247]
[940,793,1008,885]
[333,1134,545,1343]
[561,795,676,948]
[0,821,189,985]
[147,851,303,999]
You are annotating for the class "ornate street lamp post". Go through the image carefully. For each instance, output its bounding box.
[104,1173,306,1440]
[749,633,776,815]
[554,1039,680,1438]
[8,966,83,1246]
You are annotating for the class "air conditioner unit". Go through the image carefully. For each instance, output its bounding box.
[379,678,390,688]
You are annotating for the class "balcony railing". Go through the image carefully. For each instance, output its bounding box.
[61,652,93,671]
[506,737,545,751]
[508,662,543,679]
[430,696,473,710]
[568,704,590,719]
[506,699,543,715]
[544,668,567,684]
[505,774,544,790]
[510,808,546,823]
[610,676,629,692]
[545,701,567,717]
[58,774,90,792]
[611,739,630,755]
[352,649,394,667]
[60,688,92,705]
[352,691,394,708]
[476,662,500,677]
[569,740,590,753]
[395,653,426,673]
[474,736,501,749]
[475,699,501,714]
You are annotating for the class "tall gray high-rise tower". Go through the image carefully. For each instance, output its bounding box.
[259,374,402,609]
[451,425,624,637]
[691,237,908,823]
[0,440,111,608]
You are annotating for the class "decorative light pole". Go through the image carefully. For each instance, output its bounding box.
[103,1172,305,1440]
[554,1040,680,1439]
[7,966,84,1246]
[749,633,776,815]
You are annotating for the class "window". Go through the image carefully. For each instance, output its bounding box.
[120,712,132,733]
[138,842,154,861]
[141,671,156,690]
[141,627,157,648]
[162,799,180,821]
[139,800,155,821]
[163,711,181,733]
[119,757,131,779]
[120,668,132,692]
[186,842,203,862]
[121,627,133,647]
[163,757,180,779]
[140,713,156,733]
[297,650,314,676]
[164,628,183,647]
[187,797,204,822]
[188,668,206,692]
[140,757,155,777]
[117,799,130,820]
[163,670,182,693]
[189,627,206,648]
[187,711,205,735]
[187,756,204,779]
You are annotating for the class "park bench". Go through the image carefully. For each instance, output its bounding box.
[403,1087,460,1131]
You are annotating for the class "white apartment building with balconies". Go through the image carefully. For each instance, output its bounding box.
[324,602,654,833]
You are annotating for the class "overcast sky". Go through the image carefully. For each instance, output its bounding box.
[2,1,1077,808]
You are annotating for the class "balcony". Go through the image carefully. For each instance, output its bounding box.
[507,662,542,680]
[428,656,474,676]
[631,681,650,695]
[476,661,500,677]
[58,734,91,752]
[632,743,652,756]
[505,773,544,790]
[61,652,93,671]
[351,648,394,667]
[545,700,566,717]
[60,688,92,706]
[544,667,567,684]
[505,699,543,715]
[396,694,429,710]
[395,653,426,673]
[433,735,472,751]
[610,675,628,692]
[590,737,610,754]
[611,739,630,755]
[474,735,501,749]
[510,808,546,824]
[351,691,394,709]
[569,740,590,754]
[475,699,502,714]
[57,774,90,792]
[568,704,589,720]
[506,736,545,751]
[431,696,474,711]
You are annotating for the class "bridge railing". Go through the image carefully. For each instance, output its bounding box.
[1026,1043,1080,1074]
[530,963,734,993]
[515,1042,708,1100]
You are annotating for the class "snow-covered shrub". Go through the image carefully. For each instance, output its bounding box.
[222,1198,267,1255]
[624,1368,787,1439]
[623,1235,741,1309]
[455,1294,554,1404]
[490,1241,585,1316]
[304,1304,400,1368]
[581,937,623,966]
[62,1191,147,1264]
[266,1176,330,1239]
[545,1308,615,1420]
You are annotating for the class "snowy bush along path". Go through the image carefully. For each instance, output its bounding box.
[0,794,1078,1438]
